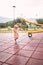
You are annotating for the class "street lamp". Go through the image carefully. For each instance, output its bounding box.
[13,6,16,20]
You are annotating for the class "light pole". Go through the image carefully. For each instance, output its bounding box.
[13,6,16,20]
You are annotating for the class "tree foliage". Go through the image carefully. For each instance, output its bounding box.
[13,18,28,27]
[36,19,43,24]
[0,18,28,28]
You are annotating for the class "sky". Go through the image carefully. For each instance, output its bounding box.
[0,0,43,19]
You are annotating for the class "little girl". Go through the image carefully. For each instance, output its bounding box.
[14,24,19,43]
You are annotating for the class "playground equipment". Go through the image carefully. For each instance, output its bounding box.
[20,19,43,37]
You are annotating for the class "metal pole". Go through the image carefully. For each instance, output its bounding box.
[13,6,16,20]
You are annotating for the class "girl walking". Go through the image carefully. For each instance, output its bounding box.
[14,24,19,43]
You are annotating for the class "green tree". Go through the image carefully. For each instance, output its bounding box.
[15,18,28,26]
[0,23,6,28]
[0,18,28,28]
[36,19,43,24]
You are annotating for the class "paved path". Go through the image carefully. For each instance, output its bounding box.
[0,33,43,65]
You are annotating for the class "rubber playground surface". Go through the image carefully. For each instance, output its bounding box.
[0,33,43,65]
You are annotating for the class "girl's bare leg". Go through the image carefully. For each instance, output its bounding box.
[15,39,17,44]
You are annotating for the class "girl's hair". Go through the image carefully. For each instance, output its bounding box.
[14,25,18,29]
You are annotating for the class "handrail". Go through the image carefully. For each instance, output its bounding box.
[24,20,43,26]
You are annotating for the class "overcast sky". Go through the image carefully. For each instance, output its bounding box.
[0,0,43,19]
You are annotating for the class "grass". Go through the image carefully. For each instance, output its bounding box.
[19,29,43,34]
[0,29,13,33]
[0,29,43,33]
